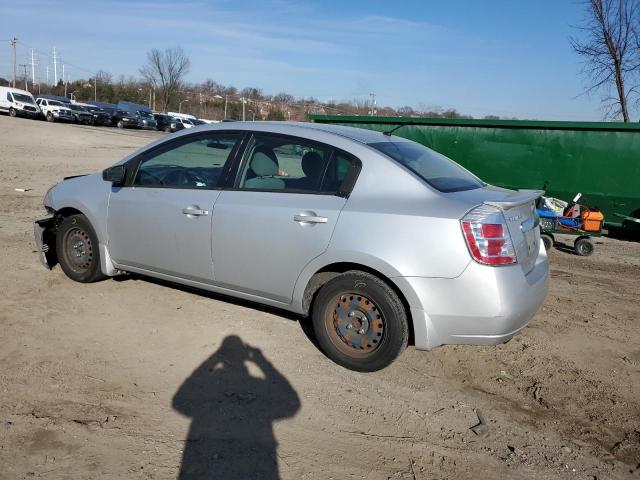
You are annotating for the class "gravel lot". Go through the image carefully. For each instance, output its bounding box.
[0,115,638,479]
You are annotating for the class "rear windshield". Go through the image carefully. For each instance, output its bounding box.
[369,140,483,192]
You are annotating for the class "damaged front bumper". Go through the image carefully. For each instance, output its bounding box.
[34,217,57,269]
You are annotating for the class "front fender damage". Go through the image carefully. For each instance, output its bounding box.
[34,217,58,269]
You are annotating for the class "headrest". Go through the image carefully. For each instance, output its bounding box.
[250,151,278,177]
[301,151,323,177]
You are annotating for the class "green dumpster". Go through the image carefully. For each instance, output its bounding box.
[309,115,640,231]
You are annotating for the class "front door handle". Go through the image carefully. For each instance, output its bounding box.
[294,213,328,224]
[182,206,209,216]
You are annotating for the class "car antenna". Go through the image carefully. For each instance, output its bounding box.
[383,123,410,136]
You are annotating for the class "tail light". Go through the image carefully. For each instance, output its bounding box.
[460,205,516,266]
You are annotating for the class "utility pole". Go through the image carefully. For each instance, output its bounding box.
[30,48,36,87]
[94,76,97,101]
[242,97,246,121]
[11,37,18,88]
[53,47,58,86]
[224,95,228,120]
[19,64,28,90]
[369,93,377,116]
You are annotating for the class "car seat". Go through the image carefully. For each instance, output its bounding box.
[244,149,285,190]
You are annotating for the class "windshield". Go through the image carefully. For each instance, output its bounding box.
[12,93,34,104]
[48,100,65,107]
[369,140,483,193]
[137,110,153,118]
[69,104,85,111]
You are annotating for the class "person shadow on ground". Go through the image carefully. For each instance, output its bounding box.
[172,335,300,479]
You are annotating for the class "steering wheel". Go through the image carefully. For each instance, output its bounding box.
[162,169,208,187]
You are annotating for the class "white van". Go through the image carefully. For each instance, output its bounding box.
[0,86,41,118]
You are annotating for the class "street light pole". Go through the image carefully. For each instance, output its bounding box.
[179,99,189,113]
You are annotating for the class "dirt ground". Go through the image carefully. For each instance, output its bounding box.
[0,115,638,480]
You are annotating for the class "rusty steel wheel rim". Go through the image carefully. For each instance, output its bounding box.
[325,293,385,356]
[62,227,93,273]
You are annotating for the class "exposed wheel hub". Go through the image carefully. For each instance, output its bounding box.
[64,227,93,272]
[331,294,384,353]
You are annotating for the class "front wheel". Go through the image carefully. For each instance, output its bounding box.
[9,107,17,117]
[574,237,594,256]
[117,120,124,128]
[46,112,54,122]
[311,271,408,372]
[541,233,553,251]
[55,214,106,283]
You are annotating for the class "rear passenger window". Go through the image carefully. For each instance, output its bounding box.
[236,133,355,194]
[134,134,240,188]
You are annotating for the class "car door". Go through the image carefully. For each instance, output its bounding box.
[211,132,360,303]
[107,132,242,282]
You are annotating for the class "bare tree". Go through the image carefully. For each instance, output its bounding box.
[140,46,190,111]
[571,0,639,122]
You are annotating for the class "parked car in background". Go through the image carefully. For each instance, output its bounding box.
[0,87,40,118]
[116,101,157,130]
[174,117,195,129]
[67,103,94,125]
[112,109,141,129]
[81,104,112,126]
[154,113,185,133]
[35,97,74,122]
[34,122,549,371]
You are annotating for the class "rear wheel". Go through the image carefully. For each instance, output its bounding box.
[574,237,594,256]
[9,107,17,117]
[541,233,553,251]
[55,214,106,283]
[311,271,408,372]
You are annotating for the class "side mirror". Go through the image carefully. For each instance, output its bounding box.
[102,165,125,185]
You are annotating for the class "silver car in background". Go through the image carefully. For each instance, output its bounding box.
[34,122,549,371]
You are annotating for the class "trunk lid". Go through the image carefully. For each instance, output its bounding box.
[450,186,543,274]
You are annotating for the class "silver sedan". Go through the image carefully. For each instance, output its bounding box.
[34,122,549,371]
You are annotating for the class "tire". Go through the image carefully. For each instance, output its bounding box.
[574,237,594,256]
[311,271,408,372]
[541,233,553,251]
[164,126,171,133]
[117,120,124,129]
[55,214,106,283]
[46,112,54,122]
[9,107,17,117]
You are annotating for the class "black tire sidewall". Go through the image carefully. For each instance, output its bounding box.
[311,271,408,372]
[541,234,553,251]
[55,214,104,283]
[574,238,594,256]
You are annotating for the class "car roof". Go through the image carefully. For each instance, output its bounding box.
[200,121,408,146]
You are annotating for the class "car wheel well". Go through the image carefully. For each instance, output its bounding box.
[302,262,414,345]
[55,207,85,220]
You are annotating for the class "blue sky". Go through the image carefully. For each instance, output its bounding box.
[0,0,616,120]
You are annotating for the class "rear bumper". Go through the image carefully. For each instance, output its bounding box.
[402,244,549,350]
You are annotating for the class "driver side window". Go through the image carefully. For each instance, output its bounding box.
[134,134,240,189]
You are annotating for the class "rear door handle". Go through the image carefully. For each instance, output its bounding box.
[294,213,328,224]
[182,206,209,216]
